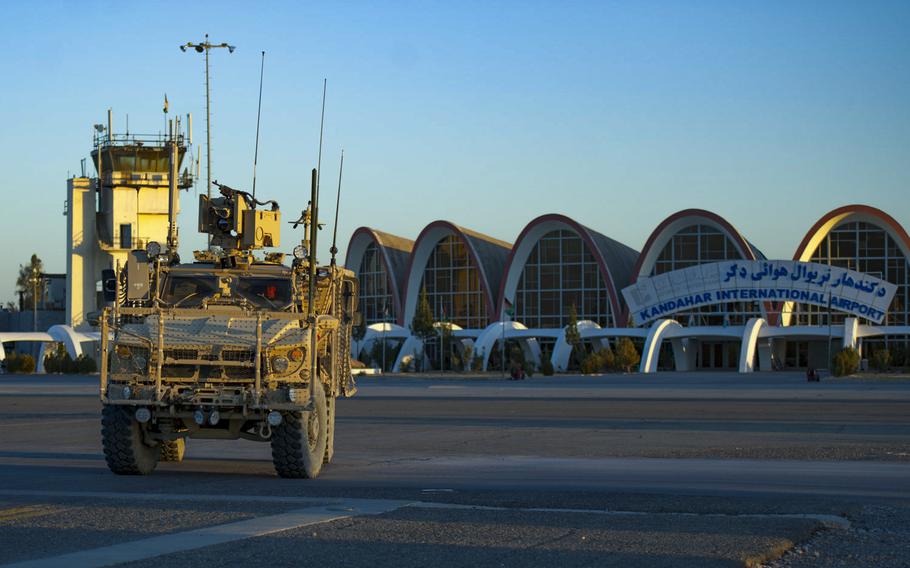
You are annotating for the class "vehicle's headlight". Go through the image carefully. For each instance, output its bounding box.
[293,244,308,260]
[271,356,289,373]
[289,348,304,362]
[133,355,147,370]
[146,241,162,257]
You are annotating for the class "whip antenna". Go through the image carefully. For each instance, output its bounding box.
[315,78,326,209]
[252,50,265,198]
[330,149,344,266]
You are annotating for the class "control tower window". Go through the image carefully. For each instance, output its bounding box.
[119,224,132,249]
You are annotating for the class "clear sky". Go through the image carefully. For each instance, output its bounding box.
[0,1,908,304]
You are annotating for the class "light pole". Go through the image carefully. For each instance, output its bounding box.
[180,35,235,244]
[28,267,42,332]
[382,302,390,373]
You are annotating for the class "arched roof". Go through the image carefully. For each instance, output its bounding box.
[344,227,414,319]
[401,221,512,327]
[793,204,910,262]
[626,209,766,324]
[780,204,910,326]
[497,213,640,325]
[630,209,764,283]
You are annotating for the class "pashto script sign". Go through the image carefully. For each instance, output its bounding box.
[622,260,898,326]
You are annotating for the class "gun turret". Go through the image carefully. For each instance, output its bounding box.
[198,181,281,251]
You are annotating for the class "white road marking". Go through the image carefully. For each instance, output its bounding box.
[2,499,406,568]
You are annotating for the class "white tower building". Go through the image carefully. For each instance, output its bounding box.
[66,110,192,328]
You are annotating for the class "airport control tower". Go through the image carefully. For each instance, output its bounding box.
[66,110,193,328]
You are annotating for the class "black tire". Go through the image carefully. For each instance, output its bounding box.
[271,380,327,478]
[324,396,335,464]
[160,438,186,462]
[101,405,159,475]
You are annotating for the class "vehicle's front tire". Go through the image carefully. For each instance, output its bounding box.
[160,438,186,462]
[271,380,327,478]
[101,405,159,475]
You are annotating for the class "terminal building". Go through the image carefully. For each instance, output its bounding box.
[345,205,910,373]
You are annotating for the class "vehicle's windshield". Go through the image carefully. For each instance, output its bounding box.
[234,277,292,309]
[161,275,218,308]
[160,273,292,309]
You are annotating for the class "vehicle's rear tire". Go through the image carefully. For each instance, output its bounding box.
[324,396,335,464]
[101,405,159,475]
[160,438,186,462]
[271,380,327,478]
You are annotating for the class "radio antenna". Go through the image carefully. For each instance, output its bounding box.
[315,79,326,208]
[330,149,344,267]
[251,50,265,198]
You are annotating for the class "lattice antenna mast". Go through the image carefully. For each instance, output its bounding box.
[179,34,236,244]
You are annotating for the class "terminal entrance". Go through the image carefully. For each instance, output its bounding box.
[785,340,837,370]
[697,341,739,369]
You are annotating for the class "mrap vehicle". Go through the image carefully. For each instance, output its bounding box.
[99,138,358,478]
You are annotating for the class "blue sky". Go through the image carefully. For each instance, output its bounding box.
[1,1,908,304]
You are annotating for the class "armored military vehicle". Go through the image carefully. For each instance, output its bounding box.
[99,132,358,478]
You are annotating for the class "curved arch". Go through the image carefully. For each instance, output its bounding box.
[47,325,86,360]
[497,214,635,328]
[794,205,910,263]
[401,220,510,328]
[738,317,766,373]
[345,227,414,323]
[552,320,602,372]
[630,209,761,282]
[357,322,409,361]
[625,209,766,325]
[639,319,682,373]
[783,205,910,326]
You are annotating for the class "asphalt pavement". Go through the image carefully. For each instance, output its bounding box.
[0,372,908,567]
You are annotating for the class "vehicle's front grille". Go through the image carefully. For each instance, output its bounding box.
[222,349,253,362]
[109,345,151,375]
[162,364,196,379]
[223,367,255,380]
[155,346,257,382]
[165,348,199,361]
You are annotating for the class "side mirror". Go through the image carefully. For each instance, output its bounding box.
[101,269,117,302]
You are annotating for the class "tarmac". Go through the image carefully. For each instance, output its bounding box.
[0,371,908,567]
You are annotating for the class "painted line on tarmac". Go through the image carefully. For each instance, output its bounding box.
[1,499,405,568]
